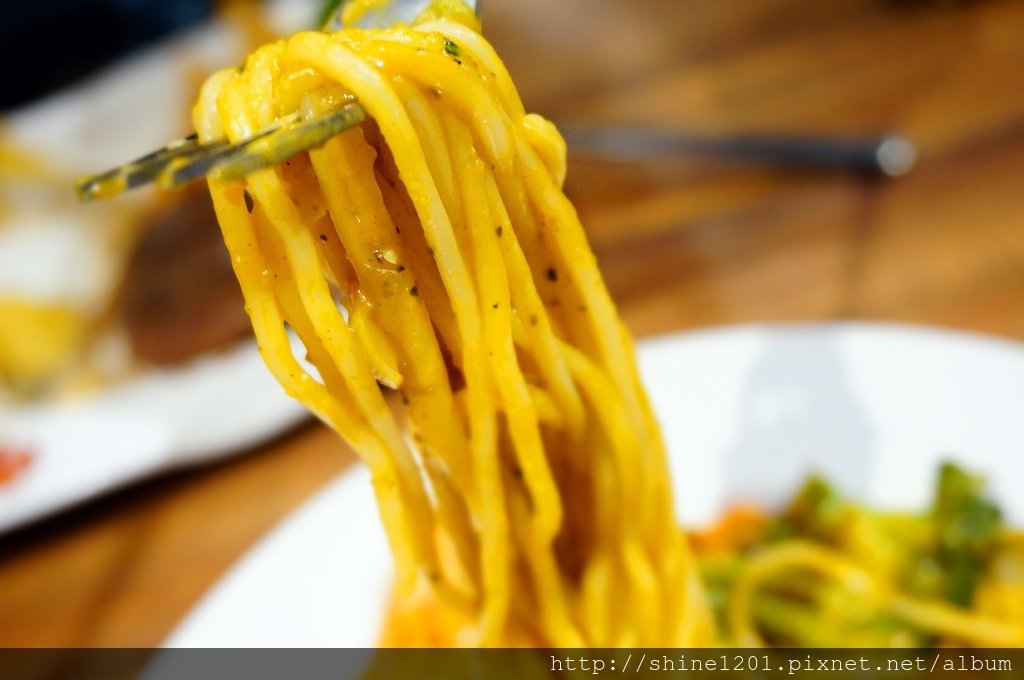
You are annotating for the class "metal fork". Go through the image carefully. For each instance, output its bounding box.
[74,0,481,202]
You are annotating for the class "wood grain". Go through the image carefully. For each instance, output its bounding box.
[2,0,1023,646]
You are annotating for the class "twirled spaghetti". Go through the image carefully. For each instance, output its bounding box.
[191,4,1023,650]
[193,7,710,646]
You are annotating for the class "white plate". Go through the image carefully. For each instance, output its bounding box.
[0,340,309,533]
[163,322,1024,647]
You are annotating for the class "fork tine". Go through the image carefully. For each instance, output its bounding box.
[160,102,366,190]
[74,103,366,201]
[74,133,216,202]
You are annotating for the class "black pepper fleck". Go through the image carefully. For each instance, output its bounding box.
[546,267,558,282]
[243,189,254,213]
[496,226,503,237]
[410,285,419,297]
[319,234,327,242]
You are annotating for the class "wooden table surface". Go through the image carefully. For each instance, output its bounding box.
[3,0,1024,646]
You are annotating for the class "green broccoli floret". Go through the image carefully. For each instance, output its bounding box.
[770,476,849,543]
[932,462,1002,606]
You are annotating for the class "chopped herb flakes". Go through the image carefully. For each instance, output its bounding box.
[444,39,462,58]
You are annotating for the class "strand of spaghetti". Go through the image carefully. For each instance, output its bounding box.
[557,339,660,644]
[311,128,470,488]
[307,137,481,602]
[520,114,568,187]
[444,109,562,543]
[407,25,663,643]
[432,97,575,646]
[415,19,525,119]
[390,78,466,242]
[234,87,427,503]
[726,541,875,647]
[558,325,699,644]
[442,108,588,644]
[680,536,715,645]
[347,37,514,185]
[514,132,660,457]
[251,171,441,582]
[369,165,492,606]
[888,593,1024,646]
[417,18,571,217]
[505,476,586,646]
[728,541,1024,647]
[283,32,511,641]
[507,112,684,643]
[621,539,661,645]
[482,158,586,441]
[197,71,400,487]
[371,78,514,611]
[310,129,483,600]
[198,79,400,488]
[555,340,643,542]
[514,140,668,503]
[195,154,422,592]
[372,149,465,372]
[655,533,701,645]
[219,50,442,589]
[525,384,567,428]
[579,551,613,644]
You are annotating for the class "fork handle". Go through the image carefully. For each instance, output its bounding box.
[560,126,916,178]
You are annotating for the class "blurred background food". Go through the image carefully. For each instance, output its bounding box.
[0,0,324,405]
[0,0,1023,647]
[116,186,250,366]
[694,462,1024,647]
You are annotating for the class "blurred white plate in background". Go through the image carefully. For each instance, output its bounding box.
[163,322,1024,647]
[0,340,308,533]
